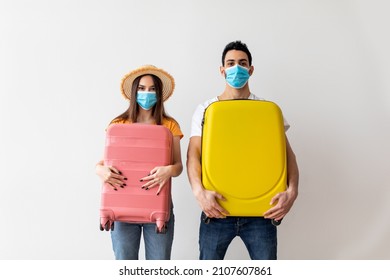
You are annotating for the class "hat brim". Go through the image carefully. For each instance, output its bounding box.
[121,66,175,102]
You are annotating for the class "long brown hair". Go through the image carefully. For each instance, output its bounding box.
[111,74,171,125]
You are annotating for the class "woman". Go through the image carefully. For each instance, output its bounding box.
[95,65,183,260]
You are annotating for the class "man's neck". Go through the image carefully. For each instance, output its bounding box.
[218,84,251,100]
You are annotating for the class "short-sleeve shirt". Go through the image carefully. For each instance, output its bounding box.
[110,117,184,139]
[190,93,290,137]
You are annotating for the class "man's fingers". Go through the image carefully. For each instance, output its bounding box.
[205,204,229,218]
[215,193,227,201]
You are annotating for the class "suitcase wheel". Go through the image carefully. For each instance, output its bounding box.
[100,220,113,231]
[100,218,114,231]
[155,224,167,234]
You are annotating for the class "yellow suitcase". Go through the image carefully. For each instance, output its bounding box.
[201,100,287,217]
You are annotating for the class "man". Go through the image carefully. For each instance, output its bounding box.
[186,40,299,260]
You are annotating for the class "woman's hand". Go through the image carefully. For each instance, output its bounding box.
[139,166,173,195]
[95,162,127,191]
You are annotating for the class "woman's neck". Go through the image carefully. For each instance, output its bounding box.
[136,110,155,124]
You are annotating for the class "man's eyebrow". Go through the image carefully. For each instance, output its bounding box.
[225,58,248,62]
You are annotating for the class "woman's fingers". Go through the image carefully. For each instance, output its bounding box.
[108,166,122,175]
[141,177,169,196]
[107,167,126,180]
[104,166,127,189]
[142,177,165,189]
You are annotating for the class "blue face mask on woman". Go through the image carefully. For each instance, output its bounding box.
[136,91,157,110]
[225,64,250,89]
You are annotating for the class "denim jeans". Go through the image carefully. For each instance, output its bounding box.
[199,212,277,260]
[111,211,174,260]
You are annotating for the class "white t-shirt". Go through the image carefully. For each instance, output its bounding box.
[190,93,290,137]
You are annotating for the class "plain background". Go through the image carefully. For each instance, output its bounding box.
[1,0,389,260]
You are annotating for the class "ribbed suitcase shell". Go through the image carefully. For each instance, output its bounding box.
[100,124,173,232]
[201,100,286,216]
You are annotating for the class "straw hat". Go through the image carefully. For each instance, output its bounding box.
[120,65,175,102]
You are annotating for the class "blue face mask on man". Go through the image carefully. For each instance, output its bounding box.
[136,91,157,110]
[225,64,250,89]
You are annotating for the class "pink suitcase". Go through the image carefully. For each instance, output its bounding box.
[99,123,173,233]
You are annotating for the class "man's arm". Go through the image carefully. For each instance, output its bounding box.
[264,136,299,221]
[186,136,229,218]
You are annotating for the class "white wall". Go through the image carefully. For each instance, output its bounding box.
[0,0,389,260]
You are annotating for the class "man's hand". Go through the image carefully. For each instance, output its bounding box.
[263,188,297,221]
[195,189,230,218]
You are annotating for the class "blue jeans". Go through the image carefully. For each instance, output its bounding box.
[111,211,174,260]
[199,212,277,260]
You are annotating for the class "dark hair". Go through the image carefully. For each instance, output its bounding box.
[221,40,252,66]
[111,74,170,125]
